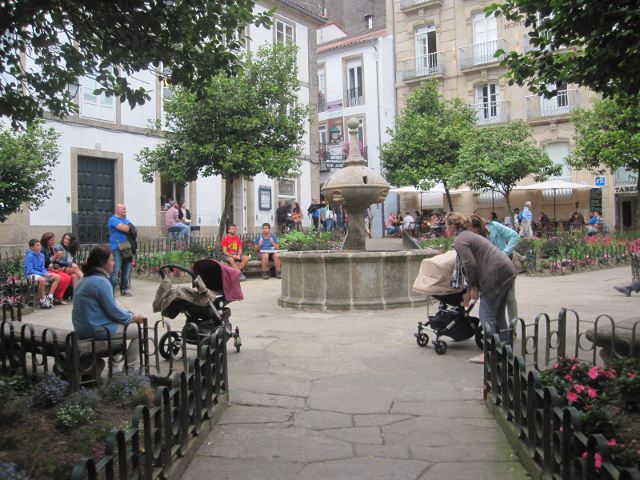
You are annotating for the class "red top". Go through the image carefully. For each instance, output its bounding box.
[220,235,242,256]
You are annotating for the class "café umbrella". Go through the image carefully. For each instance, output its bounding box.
[514,179,599,221]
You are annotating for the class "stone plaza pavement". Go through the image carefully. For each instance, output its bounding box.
[25,247,636,480]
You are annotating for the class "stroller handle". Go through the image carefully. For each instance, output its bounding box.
[159,264,197,284]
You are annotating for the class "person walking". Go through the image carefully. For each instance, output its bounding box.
[520,201,534,238]
[108,204,134,296]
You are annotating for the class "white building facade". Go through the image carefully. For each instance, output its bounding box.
[316,23,396,237]
[0,0,325,245]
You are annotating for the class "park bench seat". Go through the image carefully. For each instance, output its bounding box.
[585,316,640,365]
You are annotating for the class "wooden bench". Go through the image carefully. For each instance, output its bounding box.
[1,322,129,389]
[220,258,277,277]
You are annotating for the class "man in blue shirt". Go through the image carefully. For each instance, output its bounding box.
[108,204,133,296]
[254,223,282,279]
[520,201,534,238]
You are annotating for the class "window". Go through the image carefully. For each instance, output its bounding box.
[318,125,327,149]
[540,83,569,116]
[346,60,363,107]
[472,12,498,64]
[275,19,295,44]
[278,179,296,200]
[475,83,500,123]
[415,26,438,75]
[318,68,327,112]
[543,142,571,181]
[80,74,115,122]
[160,176,186,211]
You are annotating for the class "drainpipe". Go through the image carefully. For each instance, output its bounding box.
[373,38,385,237]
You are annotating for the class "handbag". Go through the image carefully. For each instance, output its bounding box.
[118,240,134,259]
[511,251,526,274]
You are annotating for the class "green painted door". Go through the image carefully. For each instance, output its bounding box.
[76,156,115,243]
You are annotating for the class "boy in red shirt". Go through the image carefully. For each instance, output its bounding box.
[220,224,250,281]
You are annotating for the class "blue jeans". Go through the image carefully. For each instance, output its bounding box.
[325,218,333,231]
[111,248,132,293]
[479,280,514,343]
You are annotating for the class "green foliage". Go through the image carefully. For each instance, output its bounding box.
[455,120,560,213]
[569,98,640,226]
[609,358,640,412]
[380,80,476,209]
[418,236,454,252]
[487,0,640,100]
[102,371,153,406]
[0,375,30,402]
[54,404,95,430]
[32,373,68,408]
[279,230,337,251]
[65,388,101,410]
[0,123,60,222]
[137,43,307,238]
[0,0,272,125]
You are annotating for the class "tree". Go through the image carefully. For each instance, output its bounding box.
[380,80,476,210]
[0,122,60,222]
[487,0,640,101]
[568,98,640,227]
[454,120,560,213]
[136,43,307,239]
[0,0,272,126]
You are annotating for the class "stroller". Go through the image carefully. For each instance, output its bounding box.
[412,251,483,355]
[153,260,243,359]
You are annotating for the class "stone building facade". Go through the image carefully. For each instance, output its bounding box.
[386,0,637,228]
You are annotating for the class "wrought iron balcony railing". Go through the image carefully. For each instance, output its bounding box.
[398,53,445,82]
[399,0,442,11]
[346,87,363,107]
[458,38,507,70]
[526,89,579,119]
[474,100,511,125]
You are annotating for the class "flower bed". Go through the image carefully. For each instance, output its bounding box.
[0,372,154,479]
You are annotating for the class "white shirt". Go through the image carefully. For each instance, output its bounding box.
[403,215,415,229]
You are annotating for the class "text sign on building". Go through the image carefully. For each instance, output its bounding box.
[258,186,272,211]
[594,176,606,187]
[325,100,343,113]
[325,155,344,170]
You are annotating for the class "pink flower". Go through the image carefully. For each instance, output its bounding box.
[584,403,593,410]
[582,452,603,469]
[589,365,599,380]
[571,364,578,371]
[567,392,579,404]
[565,374,573,382]
[587,387,598,399]
[628,373,637,379]
[608,439,617,447]
[574,384,585,394]
[553,362,560,369]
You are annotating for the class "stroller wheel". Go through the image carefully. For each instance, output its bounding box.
[415,332,429,347]
[474,329,484,350]
[159,332,183,360]
[234,327,241,352]
[434,340,448,355]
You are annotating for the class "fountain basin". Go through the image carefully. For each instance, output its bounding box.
[278,250,437,311]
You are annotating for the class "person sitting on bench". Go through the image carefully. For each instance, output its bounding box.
[221,224,250,281]
[165,201,191,243]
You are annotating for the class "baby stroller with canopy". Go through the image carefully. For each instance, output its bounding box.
[412,250,483,355]
[153,259,243,359]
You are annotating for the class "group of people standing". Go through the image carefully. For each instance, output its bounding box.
[277,199,347,234]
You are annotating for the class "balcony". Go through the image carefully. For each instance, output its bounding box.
[399,0,442,12]
[526,89,579,120]
[474,100,511,125]
[398,53,445,82]
[458,38,507,70]
[346,87,363,107]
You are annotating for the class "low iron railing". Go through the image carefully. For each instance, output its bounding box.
[484,309,640,478]
[70,327,228,479]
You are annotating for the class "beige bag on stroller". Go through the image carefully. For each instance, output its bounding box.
[412,250,463,296]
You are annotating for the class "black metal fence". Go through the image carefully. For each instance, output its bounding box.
[72,211,113,245]
[70,326,228,479]
[484,309,640,478]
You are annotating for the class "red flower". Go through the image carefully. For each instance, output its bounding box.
[628,373,637,379]
[570,364,578,371]
[574,384,585,394]
[553,362,560,369]
[581,451,603,469]
[587,387,597,399]
[588,365,599,380]
[567,392,579,404]
[565,374,573,382]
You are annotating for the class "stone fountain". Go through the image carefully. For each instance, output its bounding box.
[278,118,434,310]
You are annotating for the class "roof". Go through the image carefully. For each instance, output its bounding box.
[318,26,387,53]
[277,0,327,24]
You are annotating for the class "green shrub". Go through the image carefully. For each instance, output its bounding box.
[65,387,101,410]
[418,236,453,252]
[102,371,153,406]
[54,403,95,430]
[0,375,30,402]
[31,373,68,408]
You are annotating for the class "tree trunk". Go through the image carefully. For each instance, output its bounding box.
[635,167,640,229]
[505,191,513,216]
[218,175,235,240]
[443,180,454,212]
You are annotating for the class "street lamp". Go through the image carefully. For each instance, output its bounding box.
[66,80,80,99]
[330,124,341,143]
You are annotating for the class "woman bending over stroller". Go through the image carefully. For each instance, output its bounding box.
[445,212,517,362]
[72,245,145,371]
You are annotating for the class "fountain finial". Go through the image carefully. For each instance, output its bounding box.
[344,117,366,167]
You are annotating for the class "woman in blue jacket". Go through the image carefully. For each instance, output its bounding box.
[72,245,145,371]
